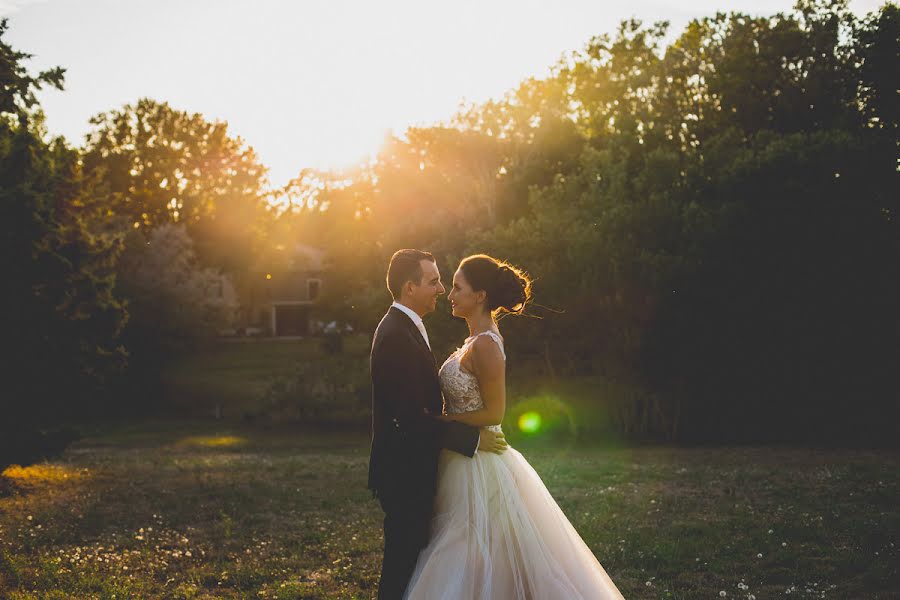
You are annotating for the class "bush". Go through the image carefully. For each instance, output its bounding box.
[0,427,81,474]
[258,355,371,426]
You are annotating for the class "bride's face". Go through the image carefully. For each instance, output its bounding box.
[448,269,486,318]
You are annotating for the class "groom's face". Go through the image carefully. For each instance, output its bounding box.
[407,259,445,316]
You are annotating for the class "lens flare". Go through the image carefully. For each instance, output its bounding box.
[518,411,543,434]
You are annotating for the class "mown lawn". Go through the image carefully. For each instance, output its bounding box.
[159,336,371,417]
[1,420,897,599]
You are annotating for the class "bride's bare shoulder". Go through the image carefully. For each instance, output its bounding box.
[468,334,505,372]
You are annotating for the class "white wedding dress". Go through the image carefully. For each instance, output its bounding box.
[404,331,625,599]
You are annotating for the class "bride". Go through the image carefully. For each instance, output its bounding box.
[404,254,625,599]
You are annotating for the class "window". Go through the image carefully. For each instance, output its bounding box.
[307,278,321,301]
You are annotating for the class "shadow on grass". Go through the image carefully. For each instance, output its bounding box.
[1,419,898,598]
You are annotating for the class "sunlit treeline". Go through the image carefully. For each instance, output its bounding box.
[271,2,899,441]
[1,1,897,445]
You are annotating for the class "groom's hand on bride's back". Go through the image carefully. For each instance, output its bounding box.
[478,428,509,454]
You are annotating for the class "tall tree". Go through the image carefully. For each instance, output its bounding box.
[0,19,127,428]
[82,98,271,271]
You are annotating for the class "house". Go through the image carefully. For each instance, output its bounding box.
[236,244,325,337]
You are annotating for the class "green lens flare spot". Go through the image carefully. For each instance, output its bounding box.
[518,411,542,434]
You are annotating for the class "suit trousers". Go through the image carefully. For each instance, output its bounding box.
[376,490,433,600]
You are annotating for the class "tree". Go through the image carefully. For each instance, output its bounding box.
[0,19,127,433]
[117,223,237,344]
[82,98,271,271]
[0,19,63,124]
[485,3,898,440]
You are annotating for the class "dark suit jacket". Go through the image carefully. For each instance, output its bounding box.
[367,306,480,504]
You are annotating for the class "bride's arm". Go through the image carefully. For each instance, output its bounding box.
[437,336,506,427]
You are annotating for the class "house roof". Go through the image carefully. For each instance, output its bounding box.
[253,243,326,273]
[287,243,326,271]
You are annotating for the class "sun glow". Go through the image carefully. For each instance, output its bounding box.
[15,0,883,188]
[2,463,84,484]
[176,435,248,448]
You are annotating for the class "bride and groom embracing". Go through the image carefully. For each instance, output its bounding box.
[367,249,625,599]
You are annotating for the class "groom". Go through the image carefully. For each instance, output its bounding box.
[368,249,508,599]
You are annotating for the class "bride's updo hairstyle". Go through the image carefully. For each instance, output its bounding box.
[459,254,532,316]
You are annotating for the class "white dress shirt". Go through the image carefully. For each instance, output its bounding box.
[390,301,480,454]
[391,301,430,350]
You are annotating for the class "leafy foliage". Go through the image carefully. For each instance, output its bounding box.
[116,224,237,344]
[276,1,899,441]
[82,98,271,271]
[1,3,897,442]
[0,21,127,429]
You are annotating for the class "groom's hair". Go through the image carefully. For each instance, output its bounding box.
[387,249,435,300]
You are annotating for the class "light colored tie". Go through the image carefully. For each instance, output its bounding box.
[418,323,431,351]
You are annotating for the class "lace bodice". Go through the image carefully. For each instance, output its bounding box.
[439,331,506,433]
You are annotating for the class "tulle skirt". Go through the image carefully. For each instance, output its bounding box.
[404,443,625,599]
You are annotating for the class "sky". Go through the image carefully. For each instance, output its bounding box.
[3,0,886,187]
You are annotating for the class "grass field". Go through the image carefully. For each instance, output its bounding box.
[159,336,371,417]
[1,420,897,599]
